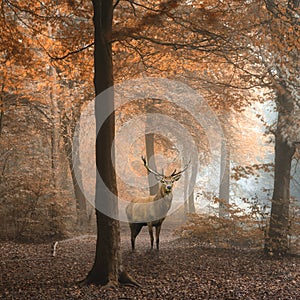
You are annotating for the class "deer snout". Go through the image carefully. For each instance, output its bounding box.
[166,185,172,190]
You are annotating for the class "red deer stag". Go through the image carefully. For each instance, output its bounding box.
[126,156,189,250]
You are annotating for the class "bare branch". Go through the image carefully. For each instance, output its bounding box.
[50,42,94,60]
[113,0,121,11]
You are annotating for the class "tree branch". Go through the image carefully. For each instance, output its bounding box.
[50,42,94,60]
[113,0,121,10]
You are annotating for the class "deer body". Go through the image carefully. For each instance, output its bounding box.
[126,156,189,250]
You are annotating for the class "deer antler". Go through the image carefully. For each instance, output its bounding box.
[141,156,164,177]
[171,159,191,177]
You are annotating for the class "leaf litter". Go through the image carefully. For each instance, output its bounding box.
[0,227,299,299]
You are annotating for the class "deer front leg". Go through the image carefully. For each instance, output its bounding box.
[155,224,162,250]
[130,223,142,251]
[147,223,154,249]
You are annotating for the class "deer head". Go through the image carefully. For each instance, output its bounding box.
[141,156,190,194]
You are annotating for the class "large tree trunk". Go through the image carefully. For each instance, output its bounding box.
[83,0,135,286]
[265,93,295,255]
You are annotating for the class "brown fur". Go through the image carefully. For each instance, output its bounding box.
[126,177,178,250]
[126,157,189,250]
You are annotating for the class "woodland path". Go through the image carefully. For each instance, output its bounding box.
[0,223,299,299]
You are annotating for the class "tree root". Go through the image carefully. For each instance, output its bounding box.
[119,271,142,288]
[100,280,119,290]
[78,271,141,288]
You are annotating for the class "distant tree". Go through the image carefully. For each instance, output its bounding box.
[0,0,94,233]
[145,99,160,196]
[267,92,296,255]
[219,138,230,218]
[172,0,300,254]
[145,133,160,195]
[261,0,299,255]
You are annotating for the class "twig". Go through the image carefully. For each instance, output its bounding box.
[52,241,59,257]
[50,42,94,60]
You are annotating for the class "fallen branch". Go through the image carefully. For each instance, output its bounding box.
[52,241,59,257]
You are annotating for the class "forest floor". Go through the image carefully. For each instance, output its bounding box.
[0,224,299,300]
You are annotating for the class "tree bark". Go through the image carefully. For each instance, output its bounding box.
[219,138,230,218]
[62,126,88,229]
[184,170,188,216]
[145,100,159,196]
[188,191,195,213]
[265,93,296,255]
[50,83,61,190]
[83,0,135,286]
[188,155,197,214]
[145,133,159,196]
[0,91,4,136]
[184,166,196,215]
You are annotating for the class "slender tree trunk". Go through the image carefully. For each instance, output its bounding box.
[71,167,88,228]
[188,156,197,214]
[62,112,88,229]
[183,151,196,216]
[184,170,188,216]
[62,119,88,229]
[0,88,4,136]
[83,0,135,286]
[145,100,159,196]
[188,191,195,213]
[48,24,61,193]
[219,138,230,218]
[265,93,295,255]
[145,133,159,196]
[50,87,61,189]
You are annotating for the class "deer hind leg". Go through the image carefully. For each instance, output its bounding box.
[155,224,162,250]
[147,223,154,249]
[130,223,143,251]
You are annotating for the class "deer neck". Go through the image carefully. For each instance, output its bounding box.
[158,185,173,201]
[149,185,173,220]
